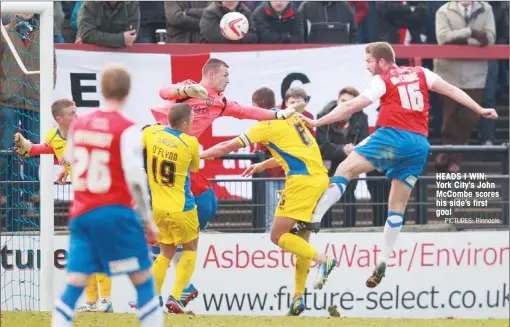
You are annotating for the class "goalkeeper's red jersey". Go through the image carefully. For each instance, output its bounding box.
[67,110,135,219]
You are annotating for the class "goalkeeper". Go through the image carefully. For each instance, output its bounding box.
[13,99,114,313]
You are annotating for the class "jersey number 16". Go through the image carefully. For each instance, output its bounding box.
[397,82,424,111]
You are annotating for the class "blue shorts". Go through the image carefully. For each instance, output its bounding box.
[194,187,217,230]
[67,205,152,276]
[354,127,430,188]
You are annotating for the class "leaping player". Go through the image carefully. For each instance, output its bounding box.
[301,42,498,288]
[13,100,114,313]
[200,98,337,317]
[51,65,163,327]
[148,58,297,307]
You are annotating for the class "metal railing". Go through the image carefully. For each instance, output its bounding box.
[1,145,509,232]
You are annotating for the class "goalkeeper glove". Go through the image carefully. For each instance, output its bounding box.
[275,102,305,119]
[13,133,32,158]
[177,84,208,100]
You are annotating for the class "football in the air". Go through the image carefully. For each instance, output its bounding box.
[220,12,249,41]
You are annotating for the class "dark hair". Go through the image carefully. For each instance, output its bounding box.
[168,103,192,127]
[338,87,360,99]
[252,87,276,109]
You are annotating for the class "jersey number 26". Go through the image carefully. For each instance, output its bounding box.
[72,147,112,193]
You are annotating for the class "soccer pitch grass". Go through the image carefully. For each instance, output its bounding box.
[1,312,508,327]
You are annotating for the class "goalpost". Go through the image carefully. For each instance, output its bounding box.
[1,1,54,312]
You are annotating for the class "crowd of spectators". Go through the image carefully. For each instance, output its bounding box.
[1,1,508,228]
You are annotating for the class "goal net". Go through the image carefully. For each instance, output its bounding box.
[0,2,54,312]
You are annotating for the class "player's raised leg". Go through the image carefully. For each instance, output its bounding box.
[311,151,375,223]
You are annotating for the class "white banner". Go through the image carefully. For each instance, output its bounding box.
[212,44,379,136]
[2,232,508,318]
[53,49,172,127]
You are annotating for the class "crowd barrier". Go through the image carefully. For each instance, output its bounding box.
[1,145,508,233]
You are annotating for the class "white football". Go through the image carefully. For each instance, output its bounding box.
[220,12,249,41]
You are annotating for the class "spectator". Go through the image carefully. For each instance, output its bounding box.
[252,1,304,43]
[251,87,281,232]
[200,1,258,43]
[479,1,509,145]
[315,87,369,228]
[54,1,65,43]
[348,1,369,27]
[298,1,357,44]
[137,1,166,43]
[77,1,140,48]
[0,14,45,222]
[434,1,496,172]
[165,1,208,43]
[376,1,428,47]
[61,1,82,43]
[280,87,314,132]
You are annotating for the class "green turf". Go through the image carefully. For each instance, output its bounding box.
[1,312,508,327]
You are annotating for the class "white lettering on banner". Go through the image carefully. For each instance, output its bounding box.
[1,232,508,318]
[211,45,380,136]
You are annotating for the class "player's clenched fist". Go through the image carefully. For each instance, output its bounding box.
[13,133,32,158]
[178,84,208,100]
[479,108,498,119]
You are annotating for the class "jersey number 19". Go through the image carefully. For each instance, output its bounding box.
[152,157,176,187]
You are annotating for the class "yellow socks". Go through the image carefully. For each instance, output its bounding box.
[295,256,312,295]
[278,233,317,260]
[171,251,197,300]
[85,275,99,304]
[152,254,171,295]
[96,274,112,301]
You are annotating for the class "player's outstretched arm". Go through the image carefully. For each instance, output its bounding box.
[13,133,55,158]
[241,158,278,177]
[431,78,498,119]
[200,139,243,160]
[223,100,304,121]
[159,83,208,100]
[312,96,373,128]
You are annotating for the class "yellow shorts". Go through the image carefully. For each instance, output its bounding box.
[153,207,199,246]
[275,174,329,223]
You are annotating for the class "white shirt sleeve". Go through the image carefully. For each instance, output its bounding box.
[360,75,387,102]
[120,125,144,174]
[421,67,440,90]
[120,125,152,222]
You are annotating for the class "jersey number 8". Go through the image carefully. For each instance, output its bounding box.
[152,157,176,187]
[397,82,424,111]
[72,147,112,193]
